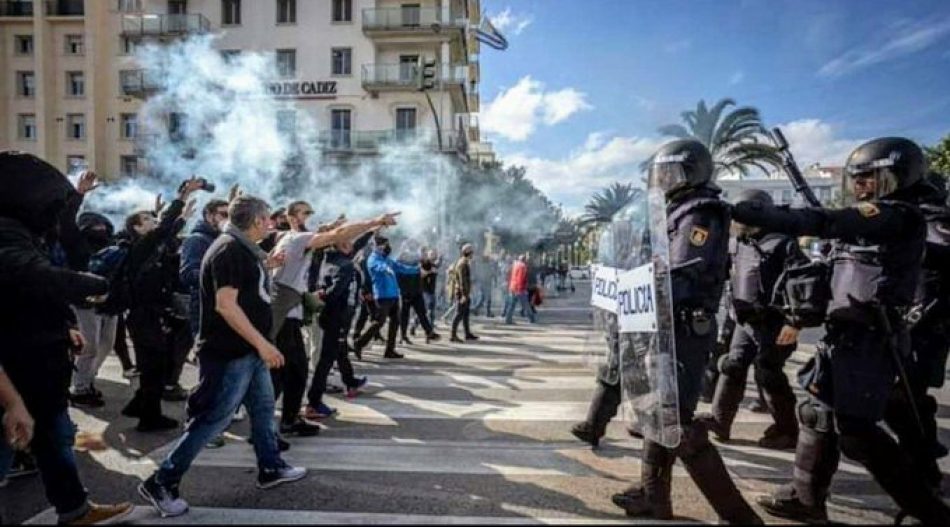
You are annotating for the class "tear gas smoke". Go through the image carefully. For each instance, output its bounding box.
[84,36,558,253]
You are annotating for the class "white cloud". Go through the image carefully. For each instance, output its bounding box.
[503,133,665,214]
[776,119,865,168]
[481,76,592,142]
[489,8,533,36]
[818,17,950,78]
[729,70,745,85]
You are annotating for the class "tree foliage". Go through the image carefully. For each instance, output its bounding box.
[580,182,642,226]
[926,134,950,177]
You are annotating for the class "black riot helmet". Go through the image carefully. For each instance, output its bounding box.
[844,137,925,201]
[732,188,774,207]
[648,139,714,199]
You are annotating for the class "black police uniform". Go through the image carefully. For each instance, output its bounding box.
[698,229,808,446]
[882,188,950,489]
[732,196,950,523]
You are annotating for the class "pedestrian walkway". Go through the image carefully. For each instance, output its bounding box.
[16,282,943,524]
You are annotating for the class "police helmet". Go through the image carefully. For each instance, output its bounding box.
[844,137,925,200]
[733,188,773,207]
[648,139,714,198]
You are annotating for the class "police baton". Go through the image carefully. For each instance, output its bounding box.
[876,306,927,440]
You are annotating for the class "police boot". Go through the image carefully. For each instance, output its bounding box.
[572,382,621,448]
[757,373,798,450]
[759,421,839,523]
[694,374,744,442]
[611,440,674,519]
[676,425,762,524]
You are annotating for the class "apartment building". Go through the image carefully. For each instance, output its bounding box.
[0,0,493,180]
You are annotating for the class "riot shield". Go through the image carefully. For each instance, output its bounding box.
[615,186,681,448]
[582,197,649,384]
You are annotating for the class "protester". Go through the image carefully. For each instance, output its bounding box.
[355,234,420,359]
[503,254,536,324]
[139,195,308,518]
[398,245,441,345]
[417,248,442,330]
[451,244,479,342]
[0,152,133,524]
[1,364,34,490]
[472,253,497,317]
[180,199,229,338]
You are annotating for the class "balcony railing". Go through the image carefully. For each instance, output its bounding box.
[120,69,161,97]
[46,0,83,16]
[121,13,210,38]
[0,1,33,16]
[317,129,462,153]
[361,63,468,90]
[362,7,465,32]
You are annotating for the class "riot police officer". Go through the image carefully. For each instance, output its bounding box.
[696,189,809,450]
[611,139,761,523]
[733,138,950,523]
[882,172,950,491]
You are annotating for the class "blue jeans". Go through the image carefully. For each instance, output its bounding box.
[504,292,536,324]
[30,410,89,521]
[155,353,283,486]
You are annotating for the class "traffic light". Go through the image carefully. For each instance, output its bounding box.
[417,59,437,91]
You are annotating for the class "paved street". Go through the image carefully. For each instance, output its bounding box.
[7,281,948,524]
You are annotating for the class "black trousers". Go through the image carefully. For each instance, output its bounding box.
[272,319,308,425]
[356,298,399,355]
[353,298,377,339]
[164,316,193,388]
[400,293,433,338]
[114,313,135,371]
[126,306,170,421]
[308,312,358,407]
[451,298,472,337]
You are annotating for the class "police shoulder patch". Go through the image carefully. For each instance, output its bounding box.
[689,226,709,246]
[855,202,880,218]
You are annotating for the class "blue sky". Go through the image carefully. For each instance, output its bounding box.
[478,0,950,213]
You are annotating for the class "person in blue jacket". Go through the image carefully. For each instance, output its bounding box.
[179,199,230,337]
[354,234,420,359]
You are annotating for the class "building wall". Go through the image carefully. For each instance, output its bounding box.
[0,0,490,179]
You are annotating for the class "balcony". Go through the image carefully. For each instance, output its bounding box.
[0,1,33,16]
[119,69,160,98]
[361,63,468,92]
[317,129,463,155]
[120,13,210,39]
[362,7,465,39]
[46,0,83,16]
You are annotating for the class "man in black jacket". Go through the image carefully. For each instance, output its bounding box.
[398,245,440,345]
[121,177,204,432]
[0,151,133,524]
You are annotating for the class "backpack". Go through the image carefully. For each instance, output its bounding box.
[90,242,132,315]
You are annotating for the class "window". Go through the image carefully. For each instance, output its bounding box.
[277,110,296,135]
[67,156,86,173]
[331,48,352,76]
[276,0,295,24]
[399,54,419,82]
[67,114,86,140]
[67,71,85,97]
[120,36,137,55]
[120,156,139,178]
[401,3,421,26]
[819,186,831,203]
[330,109,351,148]
[17,114,36,141]
[395,108,417,140]
[168,112,186,141]
[331,0,352,22]
[781,189,793,204]
[65,34,84,55]
[17,71,35,98]
[14,35,33,55]
[276,49,296,78]
[117,0,142,12]
[121,113,138,140]
[168,0,187,14]
[222,0,241,25]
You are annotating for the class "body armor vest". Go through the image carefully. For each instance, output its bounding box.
[915,203,950,318]
[827,200,925,324]
[667,194,731,312]
[731,233,787,323]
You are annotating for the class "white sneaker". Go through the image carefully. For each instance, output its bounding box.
[232,405,246,422]
[256,465,307,489]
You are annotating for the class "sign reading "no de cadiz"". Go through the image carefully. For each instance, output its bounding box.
[590,263,658,333]
[267,80,338,99]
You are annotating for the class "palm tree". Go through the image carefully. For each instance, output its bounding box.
[580,182,642,226]
[650,98,781,179]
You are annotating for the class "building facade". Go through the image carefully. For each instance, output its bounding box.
[0,0,493,179]
[718,164,845,207]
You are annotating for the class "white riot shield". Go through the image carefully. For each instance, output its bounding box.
[616,187,681,448]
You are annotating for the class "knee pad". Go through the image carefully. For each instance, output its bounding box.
[796,400,834,433]
[674,423,712,459]
[717,354,746,380]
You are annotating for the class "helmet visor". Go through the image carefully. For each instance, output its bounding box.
[648,163,687,194]
[845,168,899,202]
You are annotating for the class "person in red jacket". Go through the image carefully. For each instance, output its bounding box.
[503,254,536,324]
